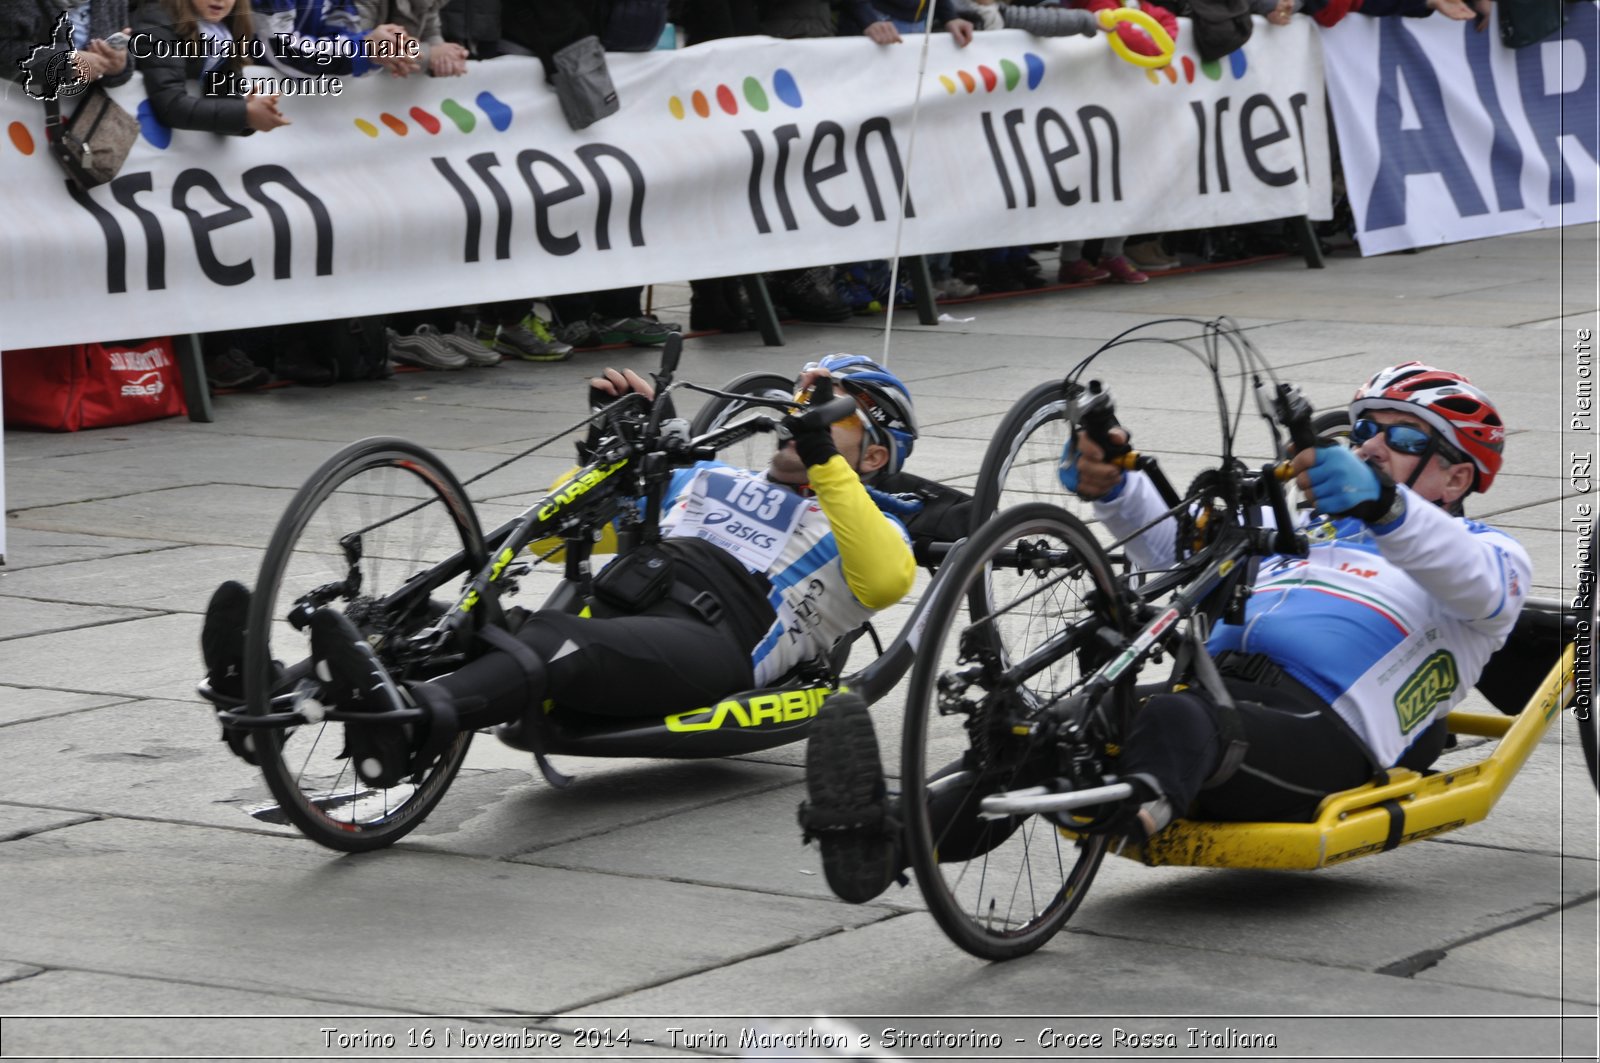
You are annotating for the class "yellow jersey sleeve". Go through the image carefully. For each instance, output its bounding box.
[808,455,917,610]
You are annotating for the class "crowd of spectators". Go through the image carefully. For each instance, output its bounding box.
[1,0,1504,391]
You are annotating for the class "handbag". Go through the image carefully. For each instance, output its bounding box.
[44,84,138,190]
[1498,0,1567,48]
[2,338,187,431]
[551,35,619,131]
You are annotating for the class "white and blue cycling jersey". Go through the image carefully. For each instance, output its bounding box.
[658,460,913,686]
[1098,471,1532,767]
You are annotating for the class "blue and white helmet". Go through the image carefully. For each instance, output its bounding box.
[801,354,919,475]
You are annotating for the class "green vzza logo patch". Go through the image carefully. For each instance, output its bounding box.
[1394,650,1459,734]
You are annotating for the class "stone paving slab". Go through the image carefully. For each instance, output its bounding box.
[0,805,96,841]
[0,544,263,613]
[406,754,803,861]
[579,913,1573,1051]
[0,599,156,642]
[0,818,883,1017]
[0,685,134,726]
[1417,898,1599,1007]
[0,973,703,1060]
[0,615,208,701]
[0,529,184,571]
[0,697,295,836]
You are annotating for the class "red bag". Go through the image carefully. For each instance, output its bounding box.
[3,339,187,431]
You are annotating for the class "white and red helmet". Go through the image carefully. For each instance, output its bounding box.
[1350,363,1505,492]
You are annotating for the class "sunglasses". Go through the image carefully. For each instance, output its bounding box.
[1350,418,1465,463]
[792,383,879,437]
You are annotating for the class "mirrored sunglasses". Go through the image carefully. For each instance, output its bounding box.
[1351,418,1459,460]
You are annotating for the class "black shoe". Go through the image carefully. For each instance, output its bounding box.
[201,580,251,699]
[308,609,418,787]
[779,267,853,323]
[799,693,902,903]
[274,345,337,387]
[204,348,270,391]
[308,609,398,709]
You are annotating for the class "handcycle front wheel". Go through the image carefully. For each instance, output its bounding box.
[903,502,1132,960]
[244,437,486,852]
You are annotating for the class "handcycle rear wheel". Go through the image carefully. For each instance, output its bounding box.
[244,437,486,852]
[971,380,1095,532]
[688,371,794,472]
[903,502,1132,960]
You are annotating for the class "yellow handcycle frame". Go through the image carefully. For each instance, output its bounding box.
[1084,643,1579,870]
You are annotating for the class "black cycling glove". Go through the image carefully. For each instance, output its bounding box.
[784,412,839,468]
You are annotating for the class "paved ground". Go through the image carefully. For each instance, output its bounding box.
[2,228,1597,1062]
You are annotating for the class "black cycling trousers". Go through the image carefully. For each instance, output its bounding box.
[1118,678,1374,823]
[431,602,755,728]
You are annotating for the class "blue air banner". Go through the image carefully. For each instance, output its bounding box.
[1321,2,1597,256]
[0,27,1331,349]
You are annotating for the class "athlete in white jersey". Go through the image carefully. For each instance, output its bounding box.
[294,354,921,752]
[1064,361,1528,837]
[807,362,1529,905]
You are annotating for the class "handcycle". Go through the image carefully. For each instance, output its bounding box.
[896,318,1594,960]
[198,339,946,853]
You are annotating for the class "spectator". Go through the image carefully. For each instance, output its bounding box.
[250,0,418,79]
[842,4,976,304]
[675,1,761,333]
[135,0,288,136]
[133,0,291,390]
[839,0,975,44]
[355,0,468,75]
[1,0,132,91]
[471,303,574,362]
[547,289,679,349]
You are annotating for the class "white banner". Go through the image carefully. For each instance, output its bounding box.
[1321,2,1598,256]
[0,26,1331,350]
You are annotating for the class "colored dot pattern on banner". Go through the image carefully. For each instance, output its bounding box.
[669,69,802,119]
[352,93,509,136]
[1147,50,1247,86]
[939,53,1044,94]
[7,120,33,155]
[137,100,172,149]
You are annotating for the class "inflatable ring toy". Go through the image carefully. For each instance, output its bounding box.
[1097,7,1176,69]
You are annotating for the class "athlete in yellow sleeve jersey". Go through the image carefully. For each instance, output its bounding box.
[291,355,922,754]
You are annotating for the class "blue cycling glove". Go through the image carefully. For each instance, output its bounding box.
[1305,445,1396,523]
[1058,438,1125,501]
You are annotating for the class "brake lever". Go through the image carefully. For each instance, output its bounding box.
[1067,380,1135,469]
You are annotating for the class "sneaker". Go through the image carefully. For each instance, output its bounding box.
[554,318,608,349]
[799,693,903,904]
[835,267,881,315]
[1101,255,1150,285]
[274,345,336,387]
[1057,258,1111,284]
[388,326,470,370]
[493,321,574,362]
[444,322,502,366]
[933,275,979,300]
[204,348,270,391]
[1125,238,1181,271]
[780,266,854,322]
[591,314,679,347]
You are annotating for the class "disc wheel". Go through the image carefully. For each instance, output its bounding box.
[903,502,1131,960]
[688,371,793,472]
[244,437,486,852]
